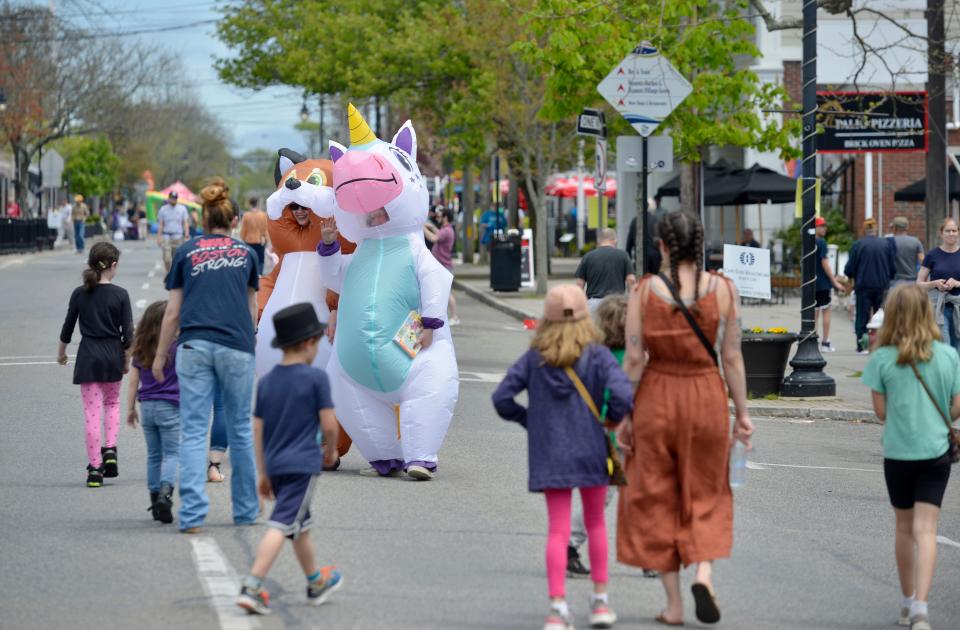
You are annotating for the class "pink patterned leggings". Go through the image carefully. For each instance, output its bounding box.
[545,486,609,598]
[80,381,121,468]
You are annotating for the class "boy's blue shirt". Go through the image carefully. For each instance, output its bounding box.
[255,363,333,476]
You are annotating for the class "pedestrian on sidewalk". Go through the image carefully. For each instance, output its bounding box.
[917,217,960,353]
[861,283,960,630]
[235,303,342,615]
[425,207,460,325]
[888,216,924,287]
[126,300,180,524]
[240,196,269,275]
[814,216,846,353]
[71,194,90,254]
[492,285,633,630]
[152,177,260,533]
[617,210,753,627]
[577,228,637,312]
[156,191,190,273]
[845,218,896,353]
[57,242,133,488]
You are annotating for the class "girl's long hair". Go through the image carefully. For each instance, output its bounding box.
[531,318,599,368]
[877,284,940,365]
[82,242,120,291]
[595,295,628,349]
[131,300,167,368]
[658,210,705,312]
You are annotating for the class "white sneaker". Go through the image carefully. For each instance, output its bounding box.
[820,341,835,353]
[589,600,616,628]
[406,465,434,481]
[359,466,401,478]
[544,608,575,630]
[448,317,461,326]
[899,607,911,626]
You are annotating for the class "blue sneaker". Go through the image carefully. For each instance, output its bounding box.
[307,566,343,606]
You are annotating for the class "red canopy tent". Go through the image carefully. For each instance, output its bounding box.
[158,181,197,204]
[546,176,616,198]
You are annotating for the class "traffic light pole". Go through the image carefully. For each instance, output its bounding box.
[781,0,836,397]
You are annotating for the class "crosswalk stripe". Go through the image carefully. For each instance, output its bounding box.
[190,537,259,630]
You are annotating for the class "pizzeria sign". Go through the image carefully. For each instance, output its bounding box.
[816,91,927,153]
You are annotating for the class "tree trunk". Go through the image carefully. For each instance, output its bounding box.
[926,0,947,248]
[13,145,31,216]
[522,177,550,295]
[462,163,475,264]
[508,174,520,229]
[679,160,701,216]
[479,161,492,264]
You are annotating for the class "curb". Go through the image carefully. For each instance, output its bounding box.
[453,279,538,321]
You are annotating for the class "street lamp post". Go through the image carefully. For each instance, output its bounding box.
[781,0,836,397]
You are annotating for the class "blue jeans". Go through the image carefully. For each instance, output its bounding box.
[940,304,960,352]
[175,339,257,529]
[140,400,180,493]
[74,220,85,252]
[209,385,228,452]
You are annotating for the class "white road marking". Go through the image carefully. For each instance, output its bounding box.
[141,282,150,290]
[154,261,162,271]
[148,271,156,278]
[749,461,881,473]
[0,355,74,360]
[0,361,62,366]
[135,299,147,309]
[189,537,259,630]
[460,371,505,383]
[937,535,960,549]
[0,258,25,269]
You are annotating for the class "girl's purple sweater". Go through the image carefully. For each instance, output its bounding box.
[492,343,633,491]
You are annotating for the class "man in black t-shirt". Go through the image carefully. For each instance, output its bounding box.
[576,228,637,311]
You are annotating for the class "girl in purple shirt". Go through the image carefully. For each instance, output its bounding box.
[126,301,180,524]
[493,285,632,630]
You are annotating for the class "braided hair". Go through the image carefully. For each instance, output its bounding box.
[657,210,705,311]
[82,242,120,291]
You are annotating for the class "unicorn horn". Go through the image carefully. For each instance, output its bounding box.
[347,103,378,146]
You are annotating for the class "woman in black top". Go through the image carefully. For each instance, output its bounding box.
[58,242,133,488]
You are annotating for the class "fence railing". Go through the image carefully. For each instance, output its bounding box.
[0,218,57,253]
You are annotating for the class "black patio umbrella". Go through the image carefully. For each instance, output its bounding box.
[656,160,734,199]
[894,170,960,202]
[705,163,797,205]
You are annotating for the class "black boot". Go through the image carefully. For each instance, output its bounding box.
[101,446,118,478]
[155,483,174,524]
[566,545,590,578]
[86,465,104,488]
[147,492,160,521]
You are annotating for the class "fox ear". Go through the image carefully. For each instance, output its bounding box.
[274,148,306,186]
[329,140,347,164]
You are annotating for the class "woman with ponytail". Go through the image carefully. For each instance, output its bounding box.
[58,241,133,488]
[616,210,753,626]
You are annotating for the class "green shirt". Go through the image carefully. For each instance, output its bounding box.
[862,341,959,460]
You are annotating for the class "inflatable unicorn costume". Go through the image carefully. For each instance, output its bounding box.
[315,104,459,480]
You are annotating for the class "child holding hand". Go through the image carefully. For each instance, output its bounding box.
[493,285,633,630]
[236,303,342,615]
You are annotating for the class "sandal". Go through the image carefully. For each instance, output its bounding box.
[655,612,684,626]
[691,583,721,624]
[207,461,225,483]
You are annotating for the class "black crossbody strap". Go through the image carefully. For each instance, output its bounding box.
[658,273,719,366]
[910,363,958,440]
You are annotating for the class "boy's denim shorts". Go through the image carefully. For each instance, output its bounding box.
[267,473,318,539]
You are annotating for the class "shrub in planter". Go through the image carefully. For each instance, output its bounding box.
[741,327,797,398]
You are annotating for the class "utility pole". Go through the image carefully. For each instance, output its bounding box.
[926,0,946,247]
[782,0,835,397]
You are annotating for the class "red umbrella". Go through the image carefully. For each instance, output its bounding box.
[547,176,616,198]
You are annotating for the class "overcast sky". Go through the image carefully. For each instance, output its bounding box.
[72,0,308,157]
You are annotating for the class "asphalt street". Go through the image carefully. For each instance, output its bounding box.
[0,240,958,629]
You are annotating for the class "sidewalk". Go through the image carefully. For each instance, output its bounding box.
[452,258,876,422]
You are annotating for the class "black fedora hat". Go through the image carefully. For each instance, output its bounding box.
[271,302,326,348]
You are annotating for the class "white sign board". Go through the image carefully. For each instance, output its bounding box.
[615,135,674,172]
[598,44,692,137]
[40,149,64,188]
[723,245,771,300]
[520,228,535,289]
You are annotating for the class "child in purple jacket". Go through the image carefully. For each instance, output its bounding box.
[493,285,633,630]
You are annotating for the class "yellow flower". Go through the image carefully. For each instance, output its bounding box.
[766,327,788,334]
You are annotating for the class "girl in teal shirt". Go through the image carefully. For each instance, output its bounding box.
[862,284,960,630]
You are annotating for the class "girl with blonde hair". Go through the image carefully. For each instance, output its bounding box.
[493,285,633,630]
[863,283,960,630]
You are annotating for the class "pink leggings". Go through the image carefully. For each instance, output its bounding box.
[545,486,608,598]
[80,382,121,468]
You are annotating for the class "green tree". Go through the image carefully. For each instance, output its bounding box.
[58,136,120,199]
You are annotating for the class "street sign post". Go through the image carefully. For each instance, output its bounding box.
[599,44,690,274]
[577,108,606,137]
[595,139,607,228]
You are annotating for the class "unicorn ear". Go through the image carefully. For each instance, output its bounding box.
[392,121,417,160]
[274,148,306,186]
[329,140,347,164]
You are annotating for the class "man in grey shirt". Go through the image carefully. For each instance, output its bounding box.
[157,191,191,272]
[888,216,924,286]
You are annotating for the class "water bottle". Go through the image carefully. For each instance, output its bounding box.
[729,440,748,488]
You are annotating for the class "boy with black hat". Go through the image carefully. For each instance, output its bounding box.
[236,302,342,615]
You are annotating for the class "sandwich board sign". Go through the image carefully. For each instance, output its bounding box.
[723,245,771,300]
[598,43,692,137]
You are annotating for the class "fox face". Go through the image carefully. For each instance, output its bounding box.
[265,149,335,221]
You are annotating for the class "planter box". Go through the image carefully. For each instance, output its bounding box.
[84,223,104,238]
[741,333,797,398]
